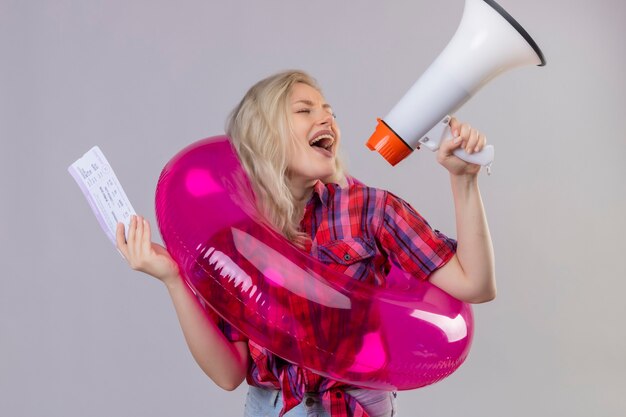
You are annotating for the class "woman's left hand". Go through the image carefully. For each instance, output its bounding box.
[436,117,487,176]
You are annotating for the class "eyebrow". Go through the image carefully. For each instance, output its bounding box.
[292,99,333,109]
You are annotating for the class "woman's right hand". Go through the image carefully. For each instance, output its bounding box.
[116,215,180,286]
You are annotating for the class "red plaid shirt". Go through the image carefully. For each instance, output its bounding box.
[212,178,456,416]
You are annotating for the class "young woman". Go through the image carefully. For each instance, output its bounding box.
[116,70,496,417]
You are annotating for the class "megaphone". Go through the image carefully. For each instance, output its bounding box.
[366,0,546,170]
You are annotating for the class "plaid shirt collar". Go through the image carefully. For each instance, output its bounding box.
[311,180,329,207]
[310,176,358,208]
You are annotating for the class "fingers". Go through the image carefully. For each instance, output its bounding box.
[133,215,144,257]
[116,215,152,267]
[116,222,128,259]
[142,217,152,255]
[449,117,460,136]
[127,215,137,250]
[448,118,487,154]
[115,215,177,282]
[466,126,478,154]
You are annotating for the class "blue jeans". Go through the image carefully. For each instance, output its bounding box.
[243,385,397,417]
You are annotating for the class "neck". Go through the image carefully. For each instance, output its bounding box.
[288,177,316,212]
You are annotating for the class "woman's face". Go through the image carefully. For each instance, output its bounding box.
[286,82,340,189]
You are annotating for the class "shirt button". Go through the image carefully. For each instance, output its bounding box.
[305,397,315,407]
[335,392,342,399]
[343,254,351,261]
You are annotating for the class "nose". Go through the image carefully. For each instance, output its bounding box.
[317,110,334,126]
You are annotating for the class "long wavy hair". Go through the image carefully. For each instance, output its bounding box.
[226,70,346,247]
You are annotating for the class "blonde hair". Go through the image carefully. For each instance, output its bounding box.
[226,70,346,247]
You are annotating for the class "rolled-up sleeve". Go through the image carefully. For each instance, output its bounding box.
[376,191,457,280]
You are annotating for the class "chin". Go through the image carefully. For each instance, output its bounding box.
[321,171,339,184]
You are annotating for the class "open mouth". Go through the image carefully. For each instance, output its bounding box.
[309,131,335,151]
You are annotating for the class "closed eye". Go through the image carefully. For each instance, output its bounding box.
[294,108,336,119]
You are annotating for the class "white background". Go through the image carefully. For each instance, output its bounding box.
[1,0,624,416]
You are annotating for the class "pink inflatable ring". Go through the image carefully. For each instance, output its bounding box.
[155,136,473,390]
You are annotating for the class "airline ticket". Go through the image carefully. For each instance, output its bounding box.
[68,146,136,246]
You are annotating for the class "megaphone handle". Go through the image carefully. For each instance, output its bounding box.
[452,145,495,167]
[421,116,495,169]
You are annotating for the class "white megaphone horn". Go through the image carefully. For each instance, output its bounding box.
[366,0,546,170]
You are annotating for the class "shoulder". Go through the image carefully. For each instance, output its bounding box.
[325,182,387,205]
[328,176,387,198]
[332,178,419,215]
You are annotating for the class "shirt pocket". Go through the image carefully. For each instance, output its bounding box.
[317,237,376,266]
